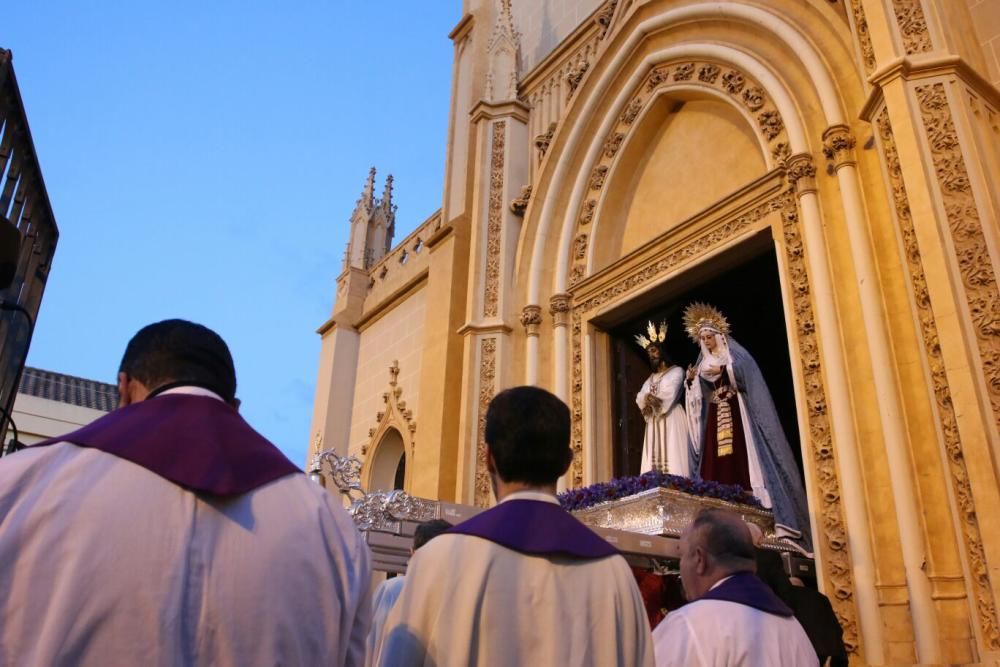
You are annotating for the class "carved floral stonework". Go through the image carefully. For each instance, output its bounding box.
[580,199,597,225]
[892,0,933,54]
[772,142,791,165]
[535,122,556,159]
[484,121,506,318]
[589,165,609,190]
[595,0,619,39]
[566,60,589,100]
[567,190,858,654]
[673,63,694,81]
[573,233,588,259]
[786,154,818,196]
[742,85,765,111]
[877,109,1000,649]
[698,64,721,84]
[757,110,784,141]
[510,184,531,216]
[475,338,497,507]
[603,132,625,159]
[646,66,670,91]
[917,83,1000,425]
[848,0,877,74]
[363,360,416,457]
[620,99,643,125]
[520,304,542,336]
[721,70,745,95]
[822,125,857,168]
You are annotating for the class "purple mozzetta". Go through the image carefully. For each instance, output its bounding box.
[699,571,793,616]
[447,499,619,560]
[33,393,301,496]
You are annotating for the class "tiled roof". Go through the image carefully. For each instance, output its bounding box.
[18,367,119,413]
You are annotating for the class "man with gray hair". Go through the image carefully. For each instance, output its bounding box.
[653,508,818,666]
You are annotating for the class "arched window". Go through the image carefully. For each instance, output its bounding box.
[369,427,406,491]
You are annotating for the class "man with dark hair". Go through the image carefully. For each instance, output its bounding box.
[652,509,818,666]
[0,319,371,666]
[365,518,452,667]
[375,386,653,666]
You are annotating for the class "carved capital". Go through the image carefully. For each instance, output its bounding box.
[785,153,818,195]
[549,293,572,327]
[822,125,857,169]
[510,185,531,216]
[534,122,556,159]
[520,304,543,336]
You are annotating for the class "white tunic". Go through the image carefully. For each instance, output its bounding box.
[365,575,405,667]
[374,491,654,667]
[652,597,818,667]
[636,365,691,476]
[0,441,372,667]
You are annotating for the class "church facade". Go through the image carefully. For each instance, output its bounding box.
[309,1,1000,663]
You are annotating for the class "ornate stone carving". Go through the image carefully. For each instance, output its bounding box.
[520,304,542,336]
[721,70,745,95]
[567,190,859,654]
[917,83,1000,437]
[589,165,609,190]
[510,184,531,216]
[475,338,497,507]
[892,0,933,54]
[549,293,572,327]
[772,142,791,165]
[569,264,586,286]
[757,110,784,140]
[535,122,556,159]
[566,60,589,99]
[673,63,694,81]
[620,98,643,125]
[595,0,619,39]
[848,0,876,74]
[877,109,1000,649]
[573,233,589,259]
[483,121,506,318]
[822,125,857,168]
[363,360,417,457]
[785,154,817,196]
[698,64,721,84]
[603,132,625,159]
[742,85,765,111]
[646,66,670,91]
[580,199,597,225]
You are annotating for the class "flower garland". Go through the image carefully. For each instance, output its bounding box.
[558,470,763,512]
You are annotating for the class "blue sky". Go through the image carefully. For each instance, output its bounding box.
[5,2,457,464]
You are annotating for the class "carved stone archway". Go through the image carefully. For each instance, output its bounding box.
[361,360,416,492]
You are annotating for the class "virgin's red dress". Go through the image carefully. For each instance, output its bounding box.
[698,367,752,491]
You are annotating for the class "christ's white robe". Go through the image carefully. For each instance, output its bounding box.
[652,597,818,667]
[636,365,691,476]
[0,441,372,667]
[374,491,654,667]
[365,575,405,667]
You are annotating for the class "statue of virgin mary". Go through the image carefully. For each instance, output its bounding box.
[683,302,812,552]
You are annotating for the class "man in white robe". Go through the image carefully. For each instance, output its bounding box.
[375,386,653,667]
[653,509,817,666]
[364,519,452,667]
[636,340,691,476]
[0,319,371,666]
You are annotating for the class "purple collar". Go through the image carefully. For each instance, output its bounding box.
[446,499,619,560]
[33,393,301,496]
[699,571,793,617]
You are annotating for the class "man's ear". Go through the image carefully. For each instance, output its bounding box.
[694,545,710,576]
[486,450,497,474]
[117,372,131,408]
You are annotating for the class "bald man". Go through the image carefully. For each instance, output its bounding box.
[652,509,817,666]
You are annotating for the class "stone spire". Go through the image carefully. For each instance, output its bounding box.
[485,0,520,103]
[344,167,397,271]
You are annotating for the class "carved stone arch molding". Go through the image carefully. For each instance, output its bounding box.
[569,59,789,285]
[360,360,416,492]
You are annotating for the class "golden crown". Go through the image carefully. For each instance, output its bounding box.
[683,302,731,342]
[634,320,668,350]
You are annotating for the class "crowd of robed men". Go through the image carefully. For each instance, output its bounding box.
[0,319,842,666]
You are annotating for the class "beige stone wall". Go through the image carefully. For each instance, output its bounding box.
[968,0,1000,85]
[347,288,427,456]
[511,0,603,73]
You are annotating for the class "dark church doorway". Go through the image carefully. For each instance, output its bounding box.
[609,244,803,482]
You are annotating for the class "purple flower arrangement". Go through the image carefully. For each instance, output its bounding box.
[558,470,763,512]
